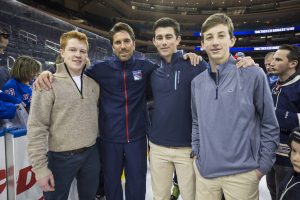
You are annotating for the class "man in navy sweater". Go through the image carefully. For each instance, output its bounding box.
[148,18,207,200]
[267,44,300,200]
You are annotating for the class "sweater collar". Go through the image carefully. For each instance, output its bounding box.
[112,53,136,66]
[54,63,85,78]
[160,50,184,67]
[54,63,68,78]
[208,55,237,75]
[277,72,298,85]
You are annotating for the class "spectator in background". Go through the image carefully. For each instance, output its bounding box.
[0,90,21,119]
[233,51,245,60]
[277,127,300,200]
[0,27,10,89]
[27,31,100,200]
[2,56,41,113]
[267,44,300,200]
[264,51,278,85]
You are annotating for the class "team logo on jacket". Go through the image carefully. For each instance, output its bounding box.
[5,88,15,96]
[132,70,143,81]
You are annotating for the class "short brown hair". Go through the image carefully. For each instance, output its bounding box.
[109,22,135,43]
[265,52,275,60]
[0,27,9,40]
[10,56,41,83]
[201,13,234,41]
[60,31,89,50]
[153,17,180,37]
[278,44,300,70]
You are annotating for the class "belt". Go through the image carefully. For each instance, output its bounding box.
[61,146,90,154]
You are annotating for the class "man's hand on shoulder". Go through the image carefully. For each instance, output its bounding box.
[183,53,203,66]
[236,56,258,68]
[33,71,54,91]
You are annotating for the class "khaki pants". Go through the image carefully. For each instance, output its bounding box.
[149,142,195,200]
[193,161,259,200]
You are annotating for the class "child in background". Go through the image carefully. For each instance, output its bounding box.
[0,90,21,119]
[2,56,41,112]
[277,127,300,200]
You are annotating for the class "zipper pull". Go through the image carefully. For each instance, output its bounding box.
[174,71,177,90]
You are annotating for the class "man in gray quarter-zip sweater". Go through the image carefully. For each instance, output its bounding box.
[191,13,280,200]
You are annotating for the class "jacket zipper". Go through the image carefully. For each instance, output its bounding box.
[123,63,130,143]
[215,68,219,99]
[279,175,300,200]
[273,82,282,110]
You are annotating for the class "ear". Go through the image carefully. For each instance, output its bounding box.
[201,40,206,51]
[229,36,236,47]
[290,60,298,69]
[132,40,136,50]
[152,37,157,47]
[60,49,65,59]
[176,35,181,45]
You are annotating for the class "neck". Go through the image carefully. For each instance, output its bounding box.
[22,81,30,85]
[210,62,217,72]
[209,54,230,72]
[70,70,82,76]
[279,70,296,82]
[163,55,172,63]
[67,67,83,77]
[162,50,177,63]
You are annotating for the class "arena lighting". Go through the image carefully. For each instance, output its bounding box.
[193,26,300,37]
[194,44,300,52]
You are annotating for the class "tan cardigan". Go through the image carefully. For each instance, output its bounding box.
[27,63,100,180]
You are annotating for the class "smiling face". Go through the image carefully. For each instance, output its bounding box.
[291,141,300,173]
[61,38,88,76]
[201,24,235,67]
[112,30,135,62]
[153,27,180,63]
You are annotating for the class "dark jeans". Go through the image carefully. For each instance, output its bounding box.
[101,138,147,200]
[266,164,293,200]
[43,144,100,200]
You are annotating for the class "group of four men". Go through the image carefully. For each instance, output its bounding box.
[27,12,300,200]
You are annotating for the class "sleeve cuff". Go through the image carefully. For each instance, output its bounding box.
[33,167,52,181]
[192,146,199,157]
